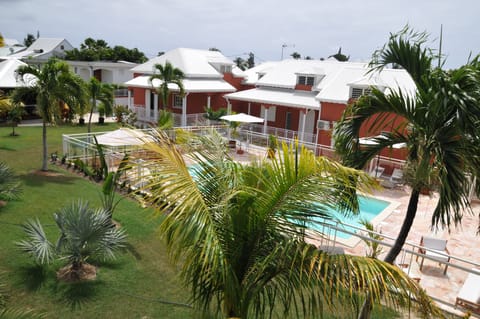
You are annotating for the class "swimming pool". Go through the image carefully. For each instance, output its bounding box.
[310,196,390,240]
[188,165,391,241]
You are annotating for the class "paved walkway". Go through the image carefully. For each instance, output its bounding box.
[19,113,116,127]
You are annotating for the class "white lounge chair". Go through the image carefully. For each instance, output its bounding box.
[368,166,385,178]
[416,236,450,274]
[456,270,480,314]
[390,168,404,184]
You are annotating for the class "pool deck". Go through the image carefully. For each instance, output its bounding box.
[316,184,480,318]
[230,149,480,317]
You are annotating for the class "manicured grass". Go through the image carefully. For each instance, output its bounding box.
[0,123,195,318]
[0,123,402,318]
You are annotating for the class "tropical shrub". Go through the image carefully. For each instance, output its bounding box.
[17,201,127,281]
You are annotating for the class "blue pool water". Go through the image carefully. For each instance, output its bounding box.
[188,165,389,240]
[310,196,390,239]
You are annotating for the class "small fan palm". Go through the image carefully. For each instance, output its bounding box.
[17,201,127,281]
[134,130,440,318]
[0,162,22,202]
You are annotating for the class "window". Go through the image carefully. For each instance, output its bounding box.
[114,88,129,97]
[173,95,183,108]
[150,92,155,110]
[219,65,232,73]
[260,106,276,122]
[297,76,315,86]
[257,73,265,80]
[351,87,372,99]
[285,112,292,130]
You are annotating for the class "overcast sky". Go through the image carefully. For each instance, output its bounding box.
[1,0,478,68]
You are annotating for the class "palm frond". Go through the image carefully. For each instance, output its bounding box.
[132,129,437,318]
[0,162,22,201]
[16,219,55,264]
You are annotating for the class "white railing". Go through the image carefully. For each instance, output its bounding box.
[312,219,480,315]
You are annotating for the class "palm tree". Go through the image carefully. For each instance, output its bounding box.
[149,61,185,109]
[0,162,22,204]
[0,90,24,136]
[133,130,439,318]
[86,77,114,133]
[17,200,127,281]
[335,27,480,267]
[14,58,86,171]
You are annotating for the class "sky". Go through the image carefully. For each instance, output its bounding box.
[1,0,479,69]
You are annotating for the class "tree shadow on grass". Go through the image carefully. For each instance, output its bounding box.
[53,280,101,310]
[124,243,142,261]
[17,171,79,187]
[16,264,49,291]
[0,144,17,151]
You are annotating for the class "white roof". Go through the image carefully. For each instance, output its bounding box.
[241,61,280,85]
[4,38,21,46]
[8,38,72,59]
[317,66,416,104]
[0,59,28,88]
[125,75,236,93]
[254,59,367,90]
[131,48,234,78]
[225,87,319,109]
[227,59,416,106]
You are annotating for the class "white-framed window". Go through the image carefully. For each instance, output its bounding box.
[260,105,276,122]
[173,95,183,108]
[219,65,232,73]
[350,87,372,99]
[297,75,315,86]
[257,72,265,80]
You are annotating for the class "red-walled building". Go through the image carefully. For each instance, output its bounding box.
[125,51,415,172]
[125,48,245,126]
[225,59,415,166]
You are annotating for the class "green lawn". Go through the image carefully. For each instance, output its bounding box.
[0,123,195,318]
[0,123,403,318]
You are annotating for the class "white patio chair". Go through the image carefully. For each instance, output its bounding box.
[416,236,450,274]
[390,168,404,184]
[368,166,385,178]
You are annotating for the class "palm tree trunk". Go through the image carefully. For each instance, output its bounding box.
[383,189,420,264]
[41,120,48,171]
[358,297,373,319]
[358,189,420,319]
[87,99,95,133]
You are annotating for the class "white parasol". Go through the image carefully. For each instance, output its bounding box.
[95,128,151,146]
[220,113,264,123]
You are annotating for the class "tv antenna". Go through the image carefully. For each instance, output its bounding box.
[281,43,295,60]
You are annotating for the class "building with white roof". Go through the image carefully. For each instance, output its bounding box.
[224,59,415,159]
[0,59,28,90]
[8,38,73,60]
[0,38,26,58]
[126,48,245,126]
